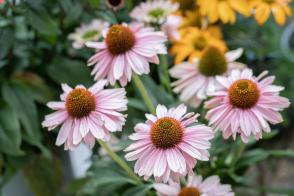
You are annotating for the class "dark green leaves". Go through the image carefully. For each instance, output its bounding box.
[26,8,60,37]
[1,82,43,151]
[47,57,92,87]
[0,28,14,60]
[0,100,23,156]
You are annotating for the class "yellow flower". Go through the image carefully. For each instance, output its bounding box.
[250,0,292,25]
[180,10,204,28]
[170,27,227,64]
[198,0,251,24]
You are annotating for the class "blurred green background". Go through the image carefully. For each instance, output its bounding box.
[0,0,293,195]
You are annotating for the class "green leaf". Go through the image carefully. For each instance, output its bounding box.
[0,100,23,156]
[26,8,60,36]
[0,28,14,59]
[47,57,92,86]
[89,0,100,8]
[96,10,118,24]
[122,185,153,196]
[22,155,63,196]
[139,75,175,106]
[128,98,147,111]
[13,72,53,104]
[60,0,83,28]
[77,160,137,195]
[236,149,269,168]
[2,82,41,147]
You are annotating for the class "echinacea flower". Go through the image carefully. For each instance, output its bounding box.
[42,80,128,150]
[130,0,179,25]
[154,174,234,196]
[205,69,290,143]
[249,0,292,25]
[86,23,167,86]
[68,19,109,49]
[170,46,244,108]
[106,0,125,10]
[161,15,182,41]
[198,0,250,24]
[125,104,214,182]
[170,27,227,64]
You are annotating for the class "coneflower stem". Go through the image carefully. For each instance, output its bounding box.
[98,140,143,185]
[132,74,156,115]
[159,55,172,94]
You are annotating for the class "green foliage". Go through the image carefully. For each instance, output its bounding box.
[0,0,293,195]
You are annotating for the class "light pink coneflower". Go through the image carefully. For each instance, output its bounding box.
[154,174,234,196]
[162,15,182,41]
[42,80,128,150]
[205,69,290,143]
[125,104,214,182]
[86,23,167,86]
[68,19,109,49]
[130,0,179,25]
[170,46,245,108]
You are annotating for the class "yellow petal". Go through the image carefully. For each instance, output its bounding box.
[172,46,194,64]
[282,5,292,16]
[229,0,251,16]
[272,4,286,25]
[255,3,271,25]
[208,0,219,23]
[218,2,236,24]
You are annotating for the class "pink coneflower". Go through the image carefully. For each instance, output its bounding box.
[42,80,128,150]
[162,15,182,41]
[170,46,245,108]
[86,23,167,86]
[125,104,214,182]
[154,174,234,196]
[205,69,290,143]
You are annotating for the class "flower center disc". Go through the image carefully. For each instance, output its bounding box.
[150,117,183,149]
[149,8,165,18]
[228,79,260,109]
[179,187,201,196]
[263,0,275,4]
[106,25,136,55]
[82,30,98,40]
[107,0,123,6]
[194,36,207,50]
[198,45,227,76]
[66,88,96,118]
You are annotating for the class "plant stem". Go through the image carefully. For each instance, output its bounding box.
[132,74,156,115]
[231,142,246,166]
[98,140,143,185]
[159,55,172,94]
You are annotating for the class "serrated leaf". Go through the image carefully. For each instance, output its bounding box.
[0,100,23,156]
[2,82,41,147]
